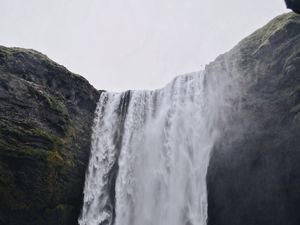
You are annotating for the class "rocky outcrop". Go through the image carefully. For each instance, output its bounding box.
[0,46,100,225]
[1,10,300,225]
[285,0,300,14]
[207,12,300,225]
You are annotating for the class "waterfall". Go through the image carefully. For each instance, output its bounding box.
[79,71,232,225]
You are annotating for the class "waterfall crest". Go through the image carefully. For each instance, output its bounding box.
[79,71,231,225]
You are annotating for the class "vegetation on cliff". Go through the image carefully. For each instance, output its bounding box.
[0,46,100,225]
[0,10,300,225]
[207,12,300,225]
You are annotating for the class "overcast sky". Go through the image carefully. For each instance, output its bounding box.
[0,0,288,91]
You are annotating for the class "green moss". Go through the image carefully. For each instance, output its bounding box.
[0,163,29,210]
[32,128,64,146]
[34,90,71,134]
[0,45,63,69]
[0,44,98,225]
[44,94,68,116]
[0,121,76,208]
[47,151,64,166]
[236,13,300,56]
[0,116,77,162]
[262,13,299,40]
[29,87,69,117]
[0,116,77,212]
[0,116,73,162]
[47,151,64,195]
[291,104,300,113]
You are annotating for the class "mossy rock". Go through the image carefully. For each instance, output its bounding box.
[206,13,300,225]
[0,45,100,225]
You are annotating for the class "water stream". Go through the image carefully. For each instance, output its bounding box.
[79,71,232,225]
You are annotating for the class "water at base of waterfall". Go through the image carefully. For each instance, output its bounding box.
[79,71,227,225]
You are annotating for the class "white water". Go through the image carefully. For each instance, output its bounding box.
[79,71,230,225]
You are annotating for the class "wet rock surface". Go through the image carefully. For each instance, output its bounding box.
[0,46,100,225]
[207,12,300,225]
[0,11,300,225]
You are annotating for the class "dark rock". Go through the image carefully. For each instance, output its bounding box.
[285,0,300,14]
[0,46,100,225]
[1,10,300,225]
[207,13,300,225]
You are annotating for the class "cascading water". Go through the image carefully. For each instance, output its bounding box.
[79,71,232,225]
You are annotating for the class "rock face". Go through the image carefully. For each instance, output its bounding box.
[1,11,300,225]
[0,46,100,225]
[207,12,300,225]
[285,0,300,14]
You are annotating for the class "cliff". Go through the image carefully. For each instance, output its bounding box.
[0,46,99,225]
[0,11,300,225]
[207,12,300,225]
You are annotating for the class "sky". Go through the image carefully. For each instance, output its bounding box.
[0,0,289,91]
